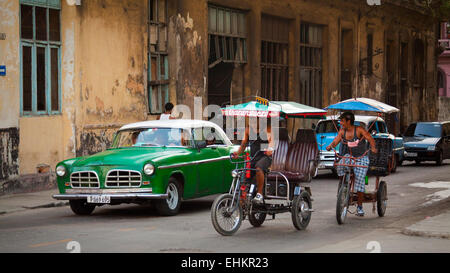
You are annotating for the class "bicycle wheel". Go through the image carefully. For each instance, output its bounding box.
[291,191,312,230]
[336,173,350,225]
[377,181,387,217]
[211,193,243,236]
[248,210,267,227]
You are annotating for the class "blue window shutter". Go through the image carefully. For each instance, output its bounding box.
[20,0,61,9]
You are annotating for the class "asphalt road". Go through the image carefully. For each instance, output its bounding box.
[1,160,450,253]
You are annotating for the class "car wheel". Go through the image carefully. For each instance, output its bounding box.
[155,177,182,216]
[69,200,96,216]
[391,155,397,173]
[436,150,443,166]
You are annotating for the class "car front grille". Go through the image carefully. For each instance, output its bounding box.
[71,171,100,188]
[105,170,142,188]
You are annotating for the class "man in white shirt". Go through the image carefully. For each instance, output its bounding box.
[159,102,175,120]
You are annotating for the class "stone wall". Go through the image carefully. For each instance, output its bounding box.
[438,97,450,121]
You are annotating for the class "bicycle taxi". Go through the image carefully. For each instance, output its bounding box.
[210,97,327,236]
[324,98,399,224]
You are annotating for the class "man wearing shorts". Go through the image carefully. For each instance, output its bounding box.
[326,112,377,216]
[232,117,274,203]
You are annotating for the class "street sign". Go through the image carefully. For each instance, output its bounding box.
[0,66,5,76]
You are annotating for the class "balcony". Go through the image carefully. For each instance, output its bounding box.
[439,39,450,50]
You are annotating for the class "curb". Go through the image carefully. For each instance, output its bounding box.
[401,228,450,240]
[0,201,69,216]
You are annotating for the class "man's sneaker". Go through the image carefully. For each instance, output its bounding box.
[253,193,264,203]
[356,206,365,217]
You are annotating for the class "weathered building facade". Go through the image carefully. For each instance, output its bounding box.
[438,21,450,121]
[0,0,440,181]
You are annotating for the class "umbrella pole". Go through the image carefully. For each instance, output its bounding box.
[292,118,296,141]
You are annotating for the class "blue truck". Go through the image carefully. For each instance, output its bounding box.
[315,115,405,175]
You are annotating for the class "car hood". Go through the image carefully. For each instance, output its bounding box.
[403,137,440,147]
[316,133,340,152]
[71,147,189,167]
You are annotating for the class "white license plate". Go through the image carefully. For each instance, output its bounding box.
[406,152,418,157]
[87,195,111,204]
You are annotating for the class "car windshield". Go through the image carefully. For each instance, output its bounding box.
[316,121,340,134]
[111,128,192,148]
[404,123,442,138]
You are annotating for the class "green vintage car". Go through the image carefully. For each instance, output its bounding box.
[53,119,239,216]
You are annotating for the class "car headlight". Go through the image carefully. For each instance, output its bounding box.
[56,165,66,177]
[144,164,155,175]
[427,146,435,151]
[231,170,240,178]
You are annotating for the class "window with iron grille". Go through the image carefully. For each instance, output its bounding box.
[208,5,247,66]
[299,23,323,108]
[148,0,169,114]
[20,0,61,116]
[261,15,289,101]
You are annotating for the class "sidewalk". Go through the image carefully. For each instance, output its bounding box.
[402,210,450,239]
[0,189,68,215]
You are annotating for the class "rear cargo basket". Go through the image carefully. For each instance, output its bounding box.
[367,138,393,177]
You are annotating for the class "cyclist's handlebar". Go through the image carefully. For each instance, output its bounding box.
[230,150,265,163]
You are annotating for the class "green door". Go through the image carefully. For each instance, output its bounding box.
[192,127,225,196]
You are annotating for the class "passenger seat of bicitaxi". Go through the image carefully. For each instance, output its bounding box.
[267,127,290,180]
[283,129,319,183]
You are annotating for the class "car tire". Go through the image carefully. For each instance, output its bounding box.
[436,150,443,166]
[155,177,182,216]
[69,200,96,216]
[391,155,397,173]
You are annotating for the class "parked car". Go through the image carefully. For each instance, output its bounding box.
[402,121,450,165]
[53,119,239,216]
[315,115,405,175]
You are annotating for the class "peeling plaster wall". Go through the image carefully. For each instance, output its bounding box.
[0,0,20,179]
[75,0,149,156]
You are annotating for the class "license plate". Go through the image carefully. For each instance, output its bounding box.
[87,195,111,204]
[406,152,418,157]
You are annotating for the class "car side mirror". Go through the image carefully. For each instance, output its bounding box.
[197,141,208,150]
[311,123,316,130]
[371,130,377,136]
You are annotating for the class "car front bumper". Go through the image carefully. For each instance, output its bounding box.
[318,151,337,169]
[403,149,438,161]
[53,188,168,201]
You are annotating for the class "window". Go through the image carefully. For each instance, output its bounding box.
[366,32,373,75]
[261,15,289,101]
[20,0,61,115]
[376,121,387,133]
[148,0,169,114]
[208,5,247,66]
[300,23,323,108]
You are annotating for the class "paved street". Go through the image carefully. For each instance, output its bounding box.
[0,160,449,253]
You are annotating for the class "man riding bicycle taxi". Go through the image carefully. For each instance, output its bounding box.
[232,117,274,203]
[326,112,377,217]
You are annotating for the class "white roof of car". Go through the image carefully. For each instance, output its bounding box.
[119,119,220,130]
[119,119,232,145]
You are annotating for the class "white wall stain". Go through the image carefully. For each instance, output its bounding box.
[409,181,450,206]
